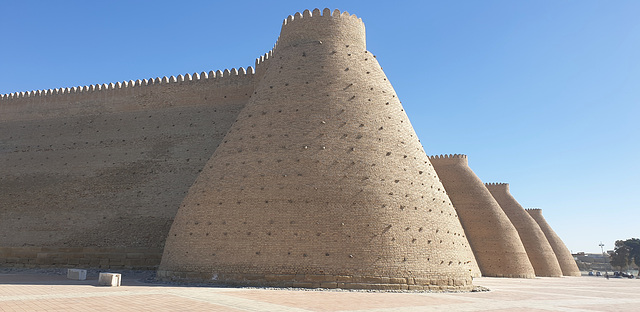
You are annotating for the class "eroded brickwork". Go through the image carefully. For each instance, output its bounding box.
[429,154,535,278]
[485,183,563,277]
[526,209,581,276]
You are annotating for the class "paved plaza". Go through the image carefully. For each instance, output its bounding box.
[1,272,639,311]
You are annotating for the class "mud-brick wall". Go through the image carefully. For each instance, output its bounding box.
[0,247,163,270]
[158,8,478,290]
[0,71,254,269]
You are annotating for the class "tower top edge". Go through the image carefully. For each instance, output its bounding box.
[282,8,364,27]
[485,182,509,186]
[428,154,468,160]
[0,67,255,101]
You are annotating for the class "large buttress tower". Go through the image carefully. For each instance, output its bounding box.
[485,183,563,277]
[429,155,535,278]
[158,9,478,290]
[526,208,581,276]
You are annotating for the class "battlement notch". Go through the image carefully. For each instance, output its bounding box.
[0,66,255,104]
[428,154,468,165]
[525,208,542,213]
[485,182,510,191]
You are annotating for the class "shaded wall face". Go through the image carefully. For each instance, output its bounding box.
[527,209,581,276]
[429,156,535,278]
[0,79,252,255]
[159,12,478,290]
[485,184,563,277]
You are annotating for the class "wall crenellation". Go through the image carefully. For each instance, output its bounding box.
[428,154,468,160]
[485,183,563,277]
[429,154,536,278]
[525,208,581,276]
[282,8,363,26]
[157,7,477,290]
[0,66,255,102]
[255,8,365,76]
[1,7,579,288]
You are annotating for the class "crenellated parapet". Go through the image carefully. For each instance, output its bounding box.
[485,182,509,191]
[254,8,365,77]
[279,8,365,50]
[485,183,563,277]
[0,67,255,103]
[428,154,468,159]
[428,154,468,166]
[526,208,581,276]
[430,155,536,278]
[158,8,478,290]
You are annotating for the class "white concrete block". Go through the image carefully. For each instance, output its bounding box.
[66,269,87,280]
[98,272,121,286]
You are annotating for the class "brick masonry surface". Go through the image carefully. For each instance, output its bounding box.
[527,209,581,276]
[429,154,535,278]
[485,183,563,277]
[1,8,574,290]
[158,9,478,290]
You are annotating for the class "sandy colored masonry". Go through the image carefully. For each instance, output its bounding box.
[159,8,478,291]
[527,208,581,276]
[0,8,579,290]
[429,154,535,278]
[485,183,563,277]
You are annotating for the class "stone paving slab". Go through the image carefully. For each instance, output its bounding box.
[1,273,640,311]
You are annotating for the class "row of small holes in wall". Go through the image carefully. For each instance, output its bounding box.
[255,49,397,101]
[4,187,190,200]
[4,128,223,155]
[175,237,468,258]
[226,108,411,141]
[207,153,432,181]
[3,148,209,163]
[3,108,240,143]
[221,119,416,148]
[10,108,233,127]
[179,195,453,217]
[2,159,205,170]
[198,163,441,194]
[7,123,219,140]
[231,109,406,134]
[259,61,396,99]
[182,219,464,237]
[170,246,471,266]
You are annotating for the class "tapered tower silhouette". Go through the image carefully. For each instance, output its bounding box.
[485,183,563,277]
[158,9,478,290]
[429,154,535,278]
[526,208,581,276]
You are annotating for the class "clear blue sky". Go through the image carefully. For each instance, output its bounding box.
[1,1,638,253]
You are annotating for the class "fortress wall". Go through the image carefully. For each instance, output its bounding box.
[485,183,563,277]
[526,209,581,276]
[429,155,535,278]
[0,68,254,122]
[158,9,478,291]
[0,71,254,269]
[0,247,163,270]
